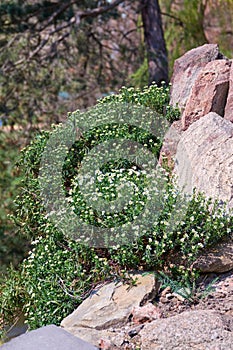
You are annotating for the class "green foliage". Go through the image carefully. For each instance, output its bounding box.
[163,0,207,74]
[109,190,232,272]
[157,270,219,303]
[0,266,25,326]
[20,233,115,329]
[0,130,28,274]
[99,83,180,123]
[0,231,120,334]
[0,84,232,333]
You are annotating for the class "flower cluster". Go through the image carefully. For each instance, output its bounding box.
[99,82,180,123]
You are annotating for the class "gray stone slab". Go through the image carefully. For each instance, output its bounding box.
[0,325,98,350]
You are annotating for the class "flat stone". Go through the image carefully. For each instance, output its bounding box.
[140,310,233,350]
[61,273,158,346]
[174,112,233,209]
[225,59,233,122]
[182,59,231,130]
[170,44,223,114]
[193,238,233,273]
[0,325,97,350]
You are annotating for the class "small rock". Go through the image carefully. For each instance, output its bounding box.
[128,325,144,338]
[99,338,112,350]
[160,286,171,297]
[172,292,185,302]
[131,303,161,325]
[160,296,170,304]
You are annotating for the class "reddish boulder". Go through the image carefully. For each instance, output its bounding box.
[182,59,231,130]
[170,44,223,114]
[224,60,233,122]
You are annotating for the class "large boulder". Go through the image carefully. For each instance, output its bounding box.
[61,273,158,347]
[170,44,223,114]
[225,60,233,122]
[174,112,233,209]
[140,310,233,350]
[182,59,231,130]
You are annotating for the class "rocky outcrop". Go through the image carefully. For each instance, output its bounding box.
[174,112,233,209]
[140,310,233,350]
[61,273,158,347]
[58,270,233,349]
[163,44,233,169]
[170,44,233,131]
[170,44,223,114]
[3,276,233,350]
[225,60,233,122]
[182,59,231,130]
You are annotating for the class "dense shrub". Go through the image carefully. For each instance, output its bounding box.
[0,85,232,334]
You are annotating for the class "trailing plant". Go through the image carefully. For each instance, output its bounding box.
[0,231,123,336]
[0,84,232,334]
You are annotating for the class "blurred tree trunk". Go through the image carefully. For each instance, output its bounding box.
[141,0,168,85]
